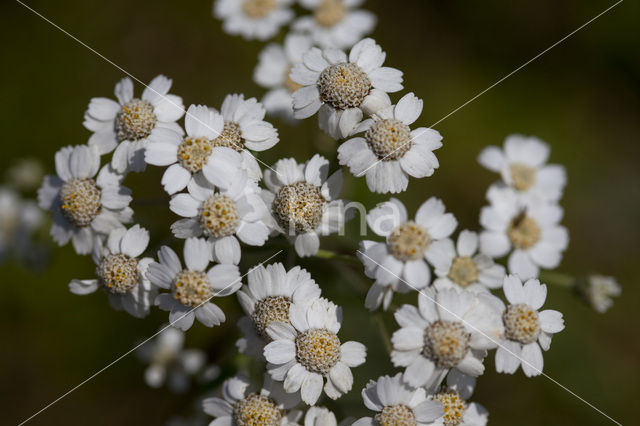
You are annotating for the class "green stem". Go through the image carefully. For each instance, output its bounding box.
[373,313,392,354]
[539,271,575,289]
[315,249,360,265]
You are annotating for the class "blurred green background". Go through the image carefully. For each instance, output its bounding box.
[1,0,639,424]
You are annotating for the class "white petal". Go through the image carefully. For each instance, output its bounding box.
[184,238,210,271]
[520,342,544,377]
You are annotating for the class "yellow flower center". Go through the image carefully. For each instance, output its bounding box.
[60,178,102,227]
[314,0,347,27]
[318,62,371,110]
[272,181,326,234]
[388,221,431,262]
[199,194,240,238]
[242,0,277,19]
[98,253,139,294]
[507,212,541,249]
[503,303,540,344]
[233,393,283,426]
[295,328,341,374]
[510,163,536,191]
[374,404,417,426]
[115,99,157,141]
[172,270,212,307]
[448,256,478,287]
[251,295,292,339]
[432,390,467,426]
[422,320,471,368]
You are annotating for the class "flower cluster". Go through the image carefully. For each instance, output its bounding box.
[31,1,624,424]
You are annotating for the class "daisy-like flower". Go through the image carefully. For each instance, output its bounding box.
[293,0,377,49]
[426,230,505,294]
[263,155,345,257]
[236,263,321,358]
[583,274,621,313]
[479,185,569,280]
[83,76,185,174]
[145,104,226,194]
[136,326,207,393]
[255,34,313,120]
[264,297,367,405]
[290,38,403,139]
[304,406,340,426]
[37,145,133,255]
[69,225,155,318]
[494,275,565,377]
[391,288,503,388]
[214,0,294,41]
[338,93,442,193]
[478,134,566,203]
[170,149,270,264]
[427,388,488,426]
[358,197,457,309]
[202,375,302,425]
[352,373,444,426]
[211,93,280,180]
[147,238,241,331]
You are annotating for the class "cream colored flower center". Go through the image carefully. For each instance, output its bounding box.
[448,256,478,288]
[60,178,102,227]
[366,119,412,161]
[251,295,292,339]
[318,63,371,110]
[214,121,245,152]
[284,64,303,93]
[98,253,139,294]
[178,137,213,173]
[510,163,536,191]
[233,393,283,426]
[388,221,430,262]
[508,212,541,249]
[199,194,239,238]
[432,391,466,426]
[422,320,471,368]
[116,99,157,141]
[272,181,326,234]
[374,404,417,426]
[295,328,341,374]
[172,270,212,307]
[242,0,277,19]
[503,303,540,344]
[314,0,346,27]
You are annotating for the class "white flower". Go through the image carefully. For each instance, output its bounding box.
[290,38,403,139]
[144,104,224,194]
[585,275,621,313]
[136,327,206,393]
[170,149,270,264]
[236,263,321,358]
[478,135,566,203]
[352,373,444,426]
[304,406,340,426]
[37,145,133,255]
[202,375,302,425]
[391,288,503,388]
[293,0,376,49]
[214,0,294,41]
[83,75,185,174]
[69,225,156,318]
[358,197,457,310]
[263,155,345,257]
[338,92,442,193]
[264,298,367,405]
[494,275,565,377]
[255,34,314,120]
[5,158,44,191]
[426,230,505,293]
[147,238,241,331]
[428,388,488,426]
[0,186,43,260]
[479,185,569,280]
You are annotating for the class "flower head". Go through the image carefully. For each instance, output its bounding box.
[214,0,294,41]
[264,298,367,405]
[338,92,442,193]
[290,38,403,139]
[84,76,184,174]
[264,155,345,257]
[38,145,133,255]
[69,225,155,317]
[147,238,241,330]
[494,275,565,377]
[584,275,621,313]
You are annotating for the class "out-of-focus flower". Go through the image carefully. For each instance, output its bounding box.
[494,275,565,377]
[293,0,376,49]
[0,186,43,261]
[37,145,133,255]
[213,0,294,41]
[69,225,156,318]
[5,158,44,191]
[428,388,488,426]
[584,275,621,313]
[84,75,185,174]
[137,327,207,393]
[290,38,403,139]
